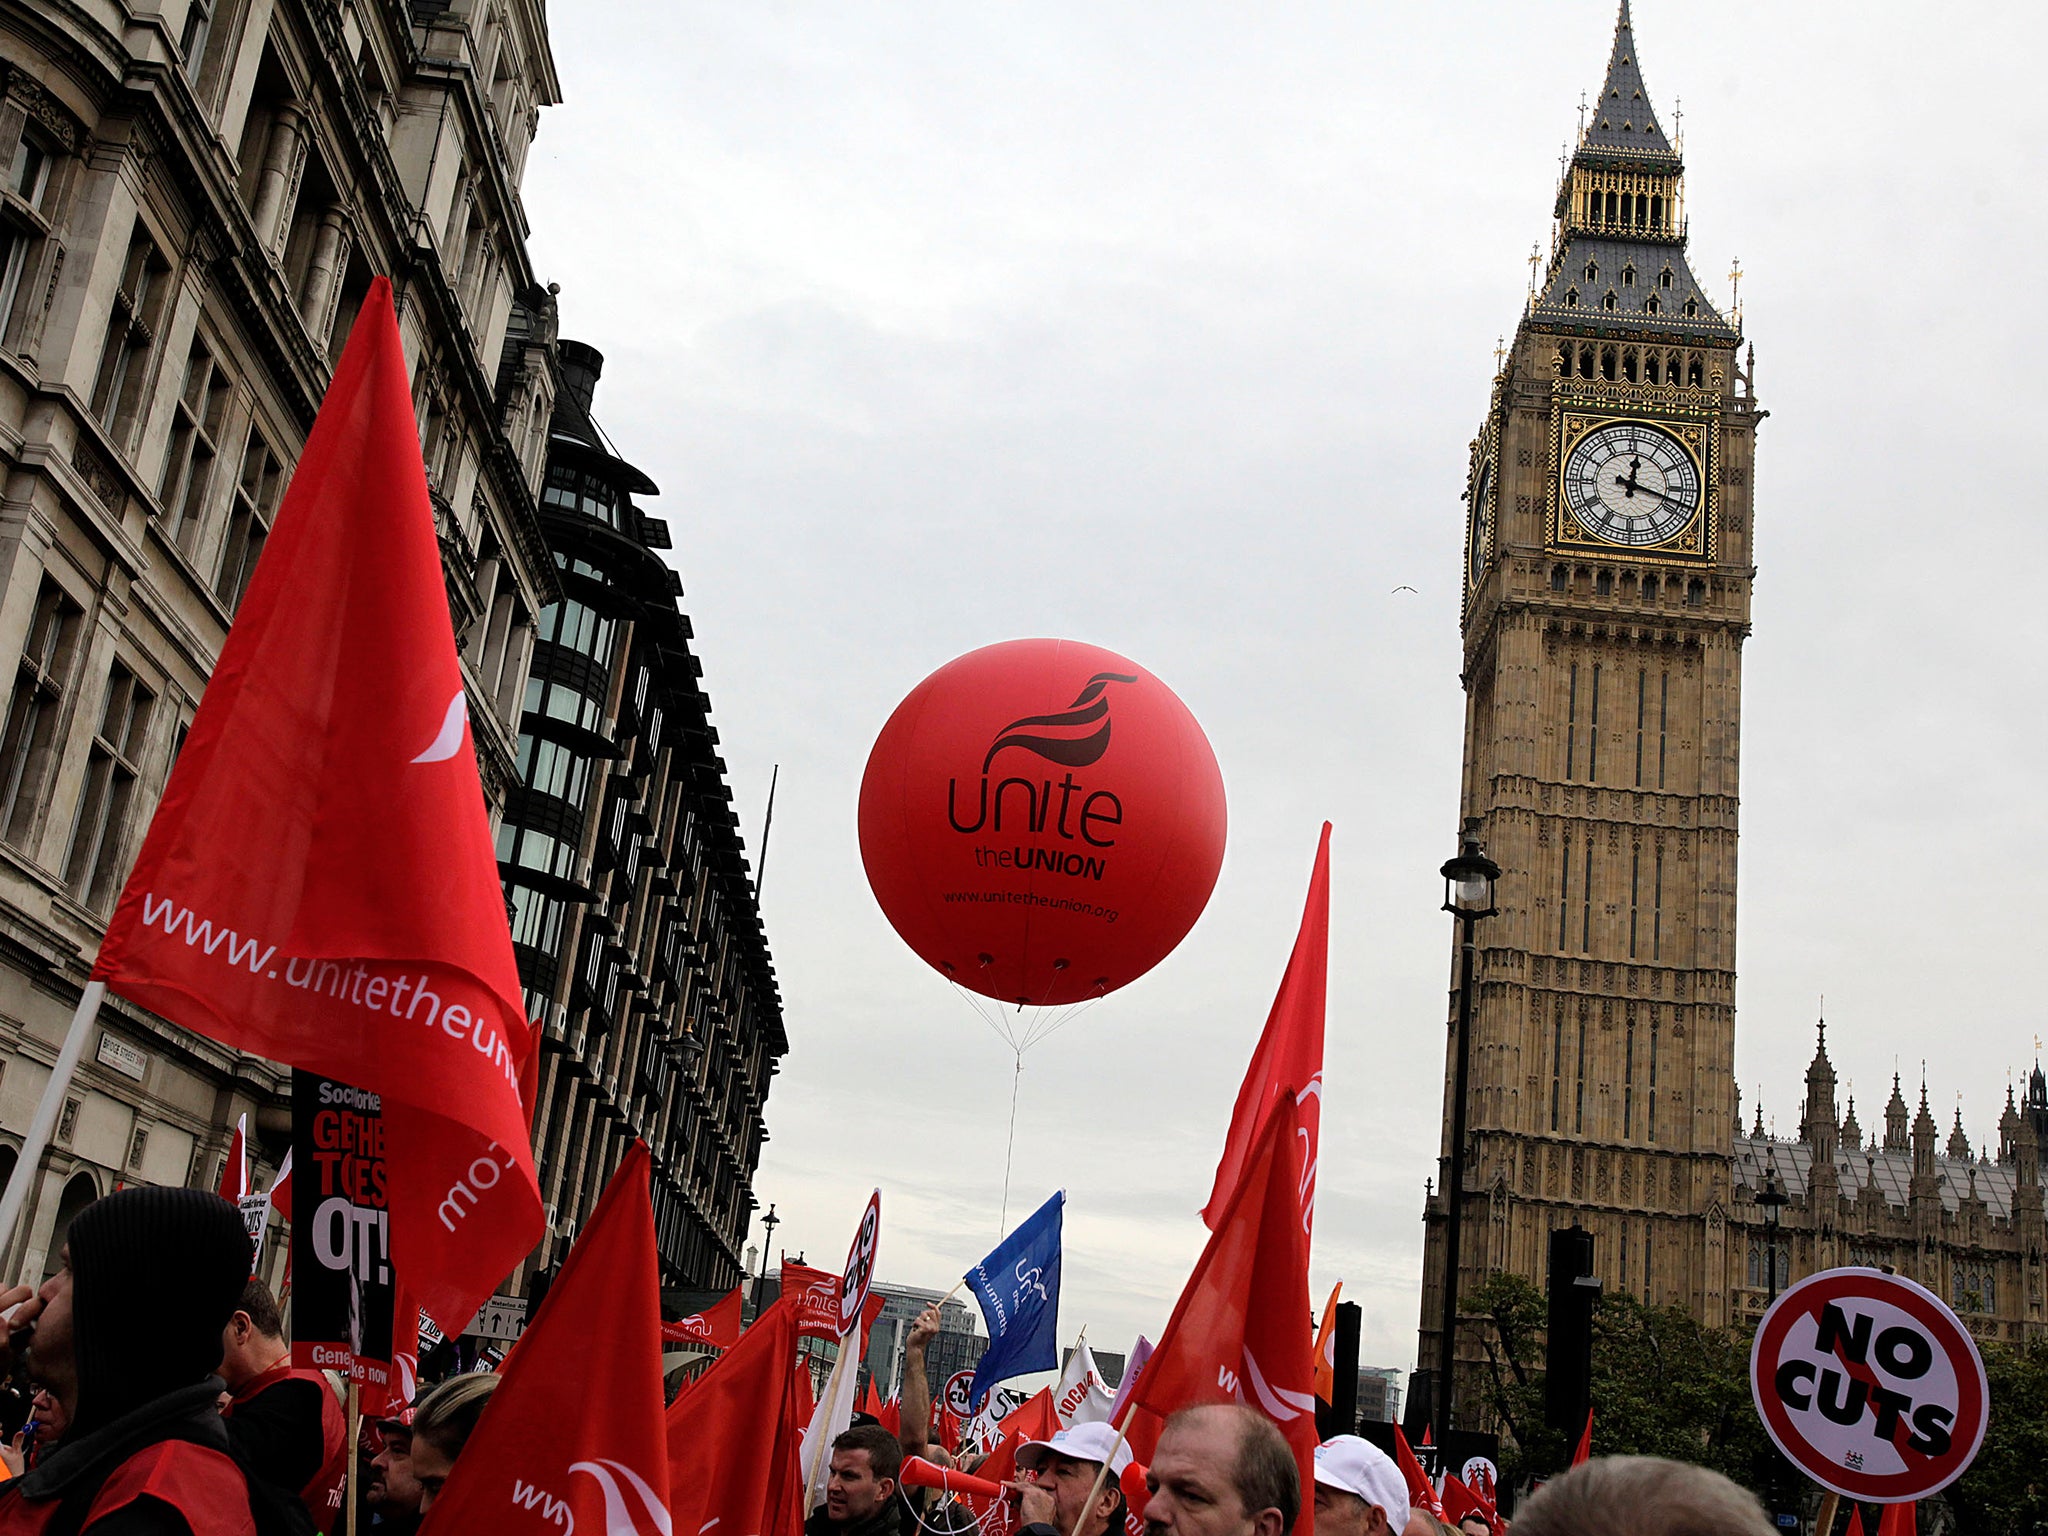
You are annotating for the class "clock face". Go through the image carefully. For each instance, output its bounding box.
[1468,458,1494,584]
[1561,421,1701,547]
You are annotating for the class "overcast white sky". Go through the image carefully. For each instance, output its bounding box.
[524,3,2048,1377]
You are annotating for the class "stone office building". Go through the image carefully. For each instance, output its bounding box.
[0,0,564,1281]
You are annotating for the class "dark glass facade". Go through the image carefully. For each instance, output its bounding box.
[501,337,784,1294]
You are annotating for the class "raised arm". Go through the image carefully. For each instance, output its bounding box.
[899,1302,943,1460]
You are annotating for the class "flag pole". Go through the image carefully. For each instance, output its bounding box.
[345,1378,361,1536]
[1813,1490,1839,1536]
[0,981,105,1264]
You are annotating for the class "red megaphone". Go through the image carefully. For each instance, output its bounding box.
[900,1456,1006,1502]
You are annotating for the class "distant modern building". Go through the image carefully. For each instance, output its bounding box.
[501,340,785,1297]
[0,0,560,1282]
[1357,1366,1404,1426]
[858,1281,980,1395]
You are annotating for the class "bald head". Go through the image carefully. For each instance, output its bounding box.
[1513,1456,1772,1536]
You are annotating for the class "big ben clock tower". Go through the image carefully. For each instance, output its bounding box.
[1423,0,1764,1418]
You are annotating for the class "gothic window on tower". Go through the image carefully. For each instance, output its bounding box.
[1645,296,1660,315]
[1581,832,1595,953]
[1648,1020,1659,1142]
[1588,663,1602,779]
[1659,268,1674,289]
[1624,1022,1636,1136]
[1633,669,1647,787]
[1565,289,1579,308]
[1575,1011,1588,1133]
[1565,662,1579,779]
[1652,848,1665,961]
[1646,353,1660,383]
[1658,671,1670,788]
[1558,836,1572,951]
[1628,845,1642,957]
[1601,346,1618,380]
[1603,292,1618,312]
[1551,1008,1565,1131]
[1622,265,1636,287]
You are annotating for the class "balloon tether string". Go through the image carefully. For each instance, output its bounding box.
[1000,1046,1022,1234]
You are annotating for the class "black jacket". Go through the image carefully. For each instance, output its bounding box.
[0,1381,313,1536]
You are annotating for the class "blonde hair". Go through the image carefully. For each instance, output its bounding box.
[411,1373,500,1461]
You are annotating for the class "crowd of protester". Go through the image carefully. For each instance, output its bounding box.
[0,1193,1775,1535]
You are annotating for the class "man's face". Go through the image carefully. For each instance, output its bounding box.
[827,1447,893,1523]
[1144,1412,1279,1536]
[370,1429,423,1514]
[1024,1451,1113,1536]
[411,1434,455,1512]
[20,1251,76,1410]
[1458,1519,1491,1536]
[1314,1485,1387,1536]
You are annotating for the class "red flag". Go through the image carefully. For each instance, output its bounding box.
[1874,1504,1914,1536]
[419,1145,666,1532]
[667,1295,808,1536]
[1842,1510,1866,1536]
[1128,1096,1315,1533]
[90,275,539,1333]
[1440,1475,1490,1532]
[1202,825,1329,1233]
[359,1280,421,1421]
[217,1115,248,1202]
[661,1287,744,1349]
[791,1351,817,1428]
[779,1261,888,1344]
[1393,1427,1442,1521]
[877,1394,901,1438]
[1571,1407,1593,1467]
[1312,1280,1342,1402]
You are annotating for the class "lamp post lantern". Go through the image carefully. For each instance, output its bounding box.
[1435,838,1500,1450]
[1757,1166,1788,1304]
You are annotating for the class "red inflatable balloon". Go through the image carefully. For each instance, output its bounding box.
[858,639,1226,1007]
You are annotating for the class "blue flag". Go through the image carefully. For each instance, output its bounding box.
[966,1190,1064,1408]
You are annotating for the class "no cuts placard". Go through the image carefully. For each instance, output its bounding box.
[1750,1267,1989,1502]
[840,1188,881,1337]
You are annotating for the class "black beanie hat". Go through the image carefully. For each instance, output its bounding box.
[64,1186,253,1436]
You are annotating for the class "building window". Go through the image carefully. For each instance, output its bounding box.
[63,661,156,908]
[539,598,617,669]
[158,337,233,553]
[509,884,566,953]
[90,226,172,444]
[541,464,622,530]
[217,431,282,611]
[517,734,594,808]
[0,578,86,848]
[0,132,57,345]
[1953,1265,1995,1314]
[1647,1020,1659,1142]
[179,0,213,73]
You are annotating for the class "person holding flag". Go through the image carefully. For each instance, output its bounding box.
[1013,1423,1134,1536]
[218,1278,347,1531]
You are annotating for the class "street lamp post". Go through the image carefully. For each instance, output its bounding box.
[1435,838,1500,1451]
[1757,1165,1788,1305]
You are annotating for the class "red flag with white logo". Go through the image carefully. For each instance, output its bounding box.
[666,1294,808,1536]
[90,275,540,1332]
[1201,825,1329,1235]
[661,1286,743,1348]
[421,1144,668,1532]
[1127,1096,1315,1534]
[1393,1427,1442,1521]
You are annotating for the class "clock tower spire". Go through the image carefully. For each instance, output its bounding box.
[1426,1,1765,1428]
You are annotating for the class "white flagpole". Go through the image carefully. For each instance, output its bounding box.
[0,981,107,1264]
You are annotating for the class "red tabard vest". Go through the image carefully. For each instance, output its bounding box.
[0,1438,257,1534]
[225,1364,347,1534]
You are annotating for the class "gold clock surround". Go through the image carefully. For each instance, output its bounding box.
[1549,390,1717,563]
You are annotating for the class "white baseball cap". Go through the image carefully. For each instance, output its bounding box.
[1313,1436,1410,1530]
[1016,1422,1135,1476]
